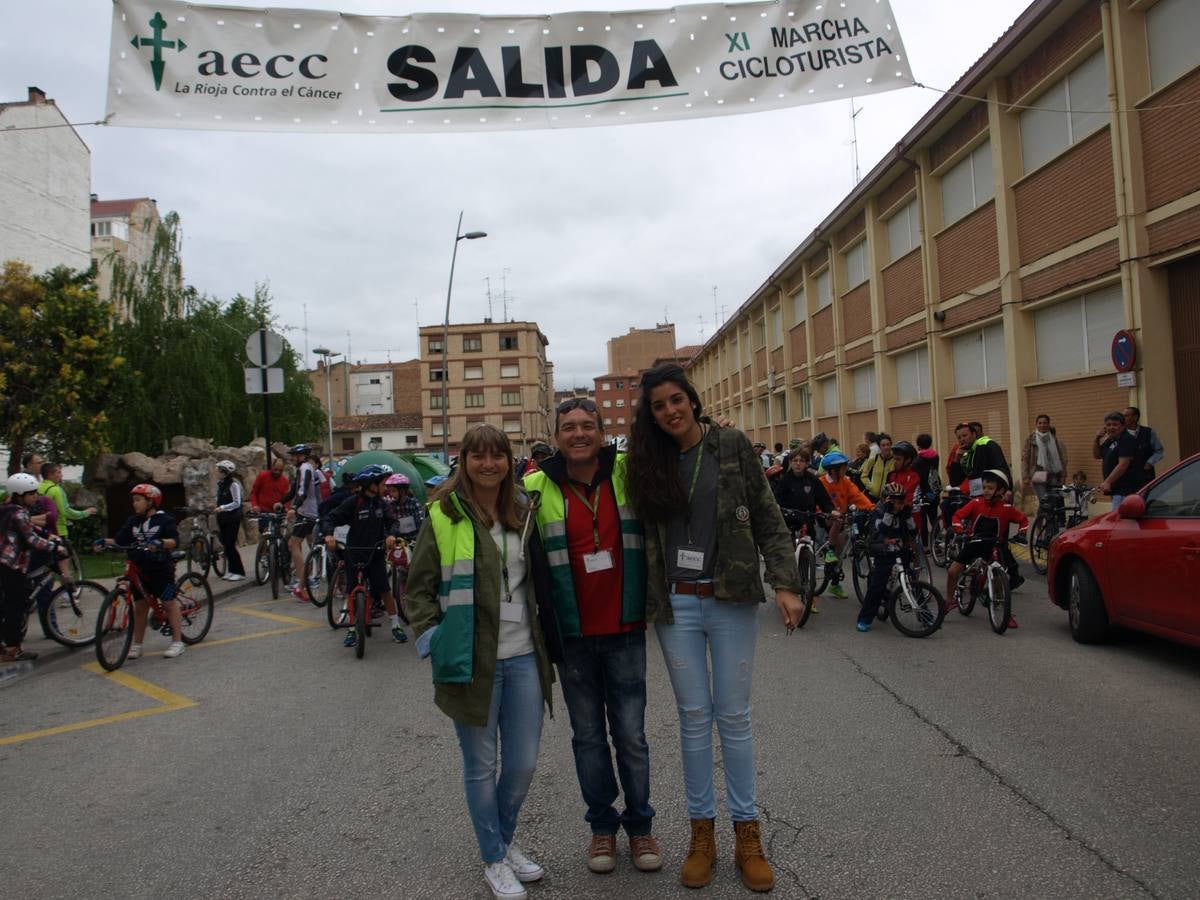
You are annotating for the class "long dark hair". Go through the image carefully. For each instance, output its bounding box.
[435,424,526,531]
[626,363,706,523]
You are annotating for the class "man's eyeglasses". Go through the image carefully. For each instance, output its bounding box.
[556,398,597,414]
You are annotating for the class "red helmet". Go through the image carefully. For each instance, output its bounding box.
[130,483,162,506]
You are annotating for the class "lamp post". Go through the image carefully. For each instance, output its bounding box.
[441,211,487,462]
[313,346,340,460]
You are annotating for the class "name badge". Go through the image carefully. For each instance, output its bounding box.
[677,547,705,571]
[499,601,524,623]
[398,515,416,533]
[583,550,614,573]
[968,478,984,497]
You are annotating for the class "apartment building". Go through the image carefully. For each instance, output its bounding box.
[309,358,422,455]
[419,320,551,457]
[90,196,182,316]
[607,323,676,374]
[331,413,424,454]
[687,0,1200,486]
[593,373,639,442]
[0,87,90,275]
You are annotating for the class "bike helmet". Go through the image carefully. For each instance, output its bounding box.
[891,441,916,460]
[425,474,448,488]
[130,483,163,506]
[216,459,236,473]
[982,469,1010,490]
[4,472,39,496]
[531,442,552,458]
[385,473,410,486]
[789,438,802,448]
[353,464,391,485]
[288,443,311,456]
[821,450,849,467]
[765,464,783,479]
[881,482,906,502]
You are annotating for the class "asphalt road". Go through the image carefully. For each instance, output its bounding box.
[3,571,1199,899]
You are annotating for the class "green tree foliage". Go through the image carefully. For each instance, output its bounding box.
[0,261,122,472]
[107,213,324,455]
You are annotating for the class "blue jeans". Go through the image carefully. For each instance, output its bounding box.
[453,653,544,863]
[859,555,896,625]
[556,630,655,836]
[655,593,759,821]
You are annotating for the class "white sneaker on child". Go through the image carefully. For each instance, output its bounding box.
[163,642,185,659]
[127,644,143,660]
[483,861,527,900]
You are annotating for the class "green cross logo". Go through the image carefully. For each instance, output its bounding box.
[131,11,187,92]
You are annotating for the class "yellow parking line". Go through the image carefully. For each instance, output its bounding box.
[227,605,321,627]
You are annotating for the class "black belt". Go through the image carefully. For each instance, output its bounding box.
[670,581,715,597]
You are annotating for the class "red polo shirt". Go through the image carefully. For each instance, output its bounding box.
[564,478,641,636]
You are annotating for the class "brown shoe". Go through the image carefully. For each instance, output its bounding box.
[587,833,617,874]
[630,834,662,872]
[734,820,775,892]
[680,818,716,888]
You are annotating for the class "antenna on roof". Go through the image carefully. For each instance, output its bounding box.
[502,268,511,321]
[850,99,863,186]
[484,275,493,321]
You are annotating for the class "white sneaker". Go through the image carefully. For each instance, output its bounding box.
[163,641,185,659]
[127,644,143,660]
[505,845,545,883]
[226,573,245,581]
[483,861,527,900]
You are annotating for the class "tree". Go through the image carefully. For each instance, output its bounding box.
[0,261,122,473]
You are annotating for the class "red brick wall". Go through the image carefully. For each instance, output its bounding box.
[1020,241,1119,302]
[837,211,866,248]
[878,169,917,215]
[1141,68,1200,210]
[945,391,1011,461]
[816,416,840,443]
[887,319,927,352]
[812,306,834,356]
[948,290,1002,328]
[1014,128,1116,265]
[1006,2,1102,102]
[789,323,808,367]
[889,402,933,443]
[813,355,836,377]
[845,340,874,364]
[847,411,879,447]
[937,202,999,300]
[742,365,752,388]
[930,104,989,170]
[393,360,420,415]
[771,348,784,375]
[842,284,873,342]
[883,250,924,324]
[754,348,766,382]
[1026,374,1127,486]
[1148,205,1200,258]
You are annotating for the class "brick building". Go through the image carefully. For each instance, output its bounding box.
[687,0,1200,487]
[308,358,422,454]
[592,373,639,442]
[90,196,181,316]
[607,324,676,374]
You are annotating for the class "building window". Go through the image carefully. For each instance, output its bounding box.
[503,418,521,433]
[754,318,766,350]
[895,345,930,402]
[502,390,521,406]
[818,376,838,415]
[341,437,355,451]
[499,333,519,351]
[952,322,1006,393]
[795,383,812,419]
[617,416,626,425]
[603,417,612,426]
[1148,0,1200,91]
[851,363,876,410]
[463,366,483,381]
[941,140,993,227]
[467,416,485,425]
[431,422,445,437]
[430,392,445,409]
[500,364,520,378]
[601,382,611,391]
[1034,284,1124,380]
[602,399,612,408]
[465,391,485,408]
[886,199,921,263]
[1019,51,1108,174]
[770,307,783,348]
[843,241,868,289]
[615,381,624,390]
[462,334,482,352]
[429,367,446,382]
[615,398,625,407]
[814,268,833,311]
[405,435,418,445]
[792,288,806,323]
[774,391,787,422]
[759,397,771,426]
[428,339,444,353]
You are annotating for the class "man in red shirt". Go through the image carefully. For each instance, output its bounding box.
[523,399,660,877]
[249,457,290,513]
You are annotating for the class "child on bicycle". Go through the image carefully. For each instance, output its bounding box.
[113,483,184,659]
[0,473,68,662]
[946,470,1027,627]
[384,473,425,544]
[321,464,405,645]
[857,482,918,633]
[818,451,874,599]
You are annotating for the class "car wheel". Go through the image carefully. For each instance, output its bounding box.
[1068,560,1109,644]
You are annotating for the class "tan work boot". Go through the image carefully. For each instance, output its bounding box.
[680,818,716,888]
[734,819,774,892]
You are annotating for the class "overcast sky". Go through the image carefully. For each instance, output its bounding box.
[5,0,1031,388]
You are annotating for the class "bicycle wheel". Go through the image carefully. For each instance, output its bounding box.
[327,566,348,628]
[211,536,227,578]
[254,539,270,585]
[353,587,368,659]
[851,545,872,603]
[95,586,134,671]
[60,540,84,584]
[987,566,1011,635]
[793,543,816,629]
[930,519,949,568]
[188,536,211,577]
[1028,516,1052,575]
[304,546,329,607]
[888,579,945,638]
[269,543,280,600]
[40,580,106,648]
[175,573,214,644]
[814,545,833,596]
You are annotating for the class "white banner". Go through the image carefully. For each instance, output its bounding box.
[107,0,913,133]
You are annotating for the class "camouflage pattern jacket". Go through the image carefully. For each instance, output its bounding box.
[644,424,801,624]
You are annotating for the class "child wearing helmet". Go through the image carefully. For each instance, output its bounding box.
[947,469,1027,627]
[818,451,874,600]
[113,483,185,659]
[0,473,68,661]
[856,482,919,632]
[385,473,425,542]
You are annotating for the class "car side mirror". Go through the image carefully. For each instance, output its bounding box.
[1118,494,1146,519]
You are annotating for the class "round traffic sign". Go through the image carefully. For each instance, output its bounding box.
[245,329,284,367]
[1111,329,1136,373]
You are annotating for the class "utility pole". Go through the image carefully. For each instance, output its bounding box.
[712,286,719,331]
[697,314,706,341]
[501,267,511,321]
[484,275,493,320]
[850,99,863,186]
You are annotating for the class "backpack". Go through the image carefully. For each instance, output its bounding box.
[927,467,943,497]
[315,467,331,501]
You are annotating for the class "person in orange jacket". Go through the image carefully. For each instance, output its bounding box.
[818,451,874,599]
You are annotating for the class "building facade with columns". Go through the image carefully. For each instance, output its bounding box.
[687,0,1199,486]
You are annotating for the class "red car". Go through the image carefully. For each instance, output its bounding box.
[1047,452,1200,647]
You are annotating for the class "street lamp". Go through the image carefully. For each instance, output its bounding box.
[442,211,487,462]
[313,346,341,460]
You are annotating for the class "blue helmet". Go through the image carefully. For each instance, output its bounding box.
[353,464,392,484]
[425,475,448,488]
[822,451,849,467]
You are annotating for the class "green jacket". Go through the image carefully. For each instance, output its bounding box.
[406,491,555,727]
[860,453,896,499]
[522,445,646,643]
[644,425,801,624]
[37,480,88,538]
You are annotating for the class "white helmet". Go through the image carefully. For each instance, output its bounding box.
[5,472,40,496]
[216,460,237,473]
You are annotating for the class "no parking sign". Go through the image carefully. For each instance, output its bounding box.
[1111,329,1136,373]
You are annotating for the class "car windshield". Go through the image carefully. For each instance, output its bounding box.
[1144,459,1200,517]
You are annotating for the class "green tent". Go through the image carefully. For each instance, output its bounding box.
[401,453,450,485]
[336,451,427,503]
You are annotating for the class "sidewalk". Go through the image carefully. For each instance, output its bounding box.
[0,542,264,685]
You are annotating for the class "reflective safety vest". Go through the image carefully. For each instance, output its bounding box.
[523,457,645,638]
[428,493,476,684]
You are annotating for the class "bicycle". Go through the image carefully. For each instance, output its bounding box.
[387,539,413,625]
[303,526,338,608]
[326,543,388,659]
[930,487,969,568]
[951,534,1016,635]
[780,508,818,629]
[180,508,226,579]
[881,550,946,639]
[254,512,292,599]
[94,542,214,671]
[22,554,106,649]
[1028,485,1097,575]
[812,507,872,601]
